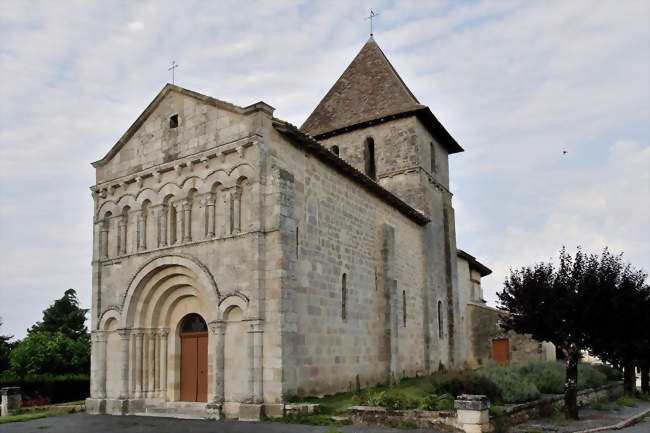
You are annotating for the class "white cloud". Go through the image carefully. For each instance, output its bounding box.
[0,0,648,338]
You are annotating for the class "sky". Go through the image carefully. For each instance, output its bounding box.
[0,0,648,340]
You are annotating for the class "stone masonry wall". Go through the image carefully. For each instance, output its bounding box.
[270,126,429,397]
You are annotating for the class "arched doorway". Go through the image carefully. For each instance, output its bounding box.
[179,313,208,402]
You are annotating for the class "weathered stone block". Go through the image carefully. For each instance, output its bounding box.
[264,403,284,418]
[106,399,128,415]
[1,387,21,417]
[206,402,223,420]
[238,403,263,421]
[454,394,489,411]
[457,408,489,424]
[127,399,145,414]
[85,398,106,415]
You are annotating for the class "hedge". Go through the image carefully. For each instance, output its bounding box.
[0,373,89,404]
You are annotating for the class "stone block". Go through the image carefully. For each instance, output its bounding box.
[106,399,128,415]
[454,394,489,411]
[127,399,145,413]
[462,424,486,433]
[85,398,106,415]
[239,403,263,421]
[1,387,21,417]
[457,408,489,424]
[206,402,223,420]
[264,403,284,419]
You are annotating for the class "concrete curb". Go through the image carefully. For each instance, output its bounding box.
[574,408,650,433]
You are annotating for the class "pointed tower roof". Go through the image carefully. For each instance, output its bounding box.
[301,38,462,154]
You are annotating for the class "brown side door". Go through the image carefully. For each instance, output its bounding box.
[180,332,208,402]
[492,338,510,366]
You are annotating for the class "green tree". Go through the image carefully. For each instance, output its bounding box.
[497,248,648,419]
[29,288,88,340]
[8,289,90,377]
[9,331,90,376]
[581,254,650,395]
[0,318,17,373]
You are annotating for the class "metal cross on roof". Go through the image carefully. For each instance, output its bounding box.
[366,9,379,37]
[168,60,179,85]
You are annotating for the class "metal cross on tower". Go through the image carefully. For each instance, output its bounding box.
[366,9,379,37]
[168,60,179,85]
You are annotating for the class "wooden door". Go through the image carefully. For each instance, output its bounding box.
[180,332,208,402]
[492,338,510,366]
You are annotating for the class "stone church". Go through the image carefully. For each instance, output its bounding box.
[86,37,552,420]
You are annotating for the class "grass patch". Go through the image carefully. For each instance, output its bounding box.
[270,413,351,426]
[523,429,542,433]
[592,399,611,411]
[51,400,84,406]
[0,410,69,424]
[613,395,637,410]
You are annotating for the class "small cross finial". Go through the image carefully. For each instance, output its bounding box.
[168,60,179,85]
[366,9,379,37]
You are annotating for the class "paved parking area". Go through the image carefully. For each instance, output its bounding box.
[0,413,445,433]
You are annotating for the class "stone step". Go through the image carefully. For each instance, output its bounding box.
[141,402,208,419]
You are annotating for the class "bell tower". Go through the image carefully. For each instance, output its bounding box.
[300,37,466,367]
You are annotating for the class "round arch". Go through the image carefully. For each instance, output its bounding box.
[120,255,220,328]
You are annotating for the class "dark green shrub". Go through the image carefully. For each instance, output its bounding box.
[578,364,607,389]
[429,370,502,403]
[514,361,565,394]
[363,390,420,410]
[420,393,454,411]
[477,364,540,403]
[592,364,623,381]
[0,374,89,404]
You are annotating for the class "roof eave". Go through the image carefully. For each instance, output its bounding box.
[273,121,430,226]
[457,249,492,277]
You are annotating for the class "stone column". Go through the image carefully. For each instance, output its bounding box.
[159,330,168,400]
[147,331,156,397]
[182,200,192,242]
[129,331,137,395]
[232,187,242,234]
[1,387,21,417]
[175,202,184,244]
[251,320,264,403]
[159,206,168,247]
[119,218,127,255]
[137,212,146,251]
[100,225,109,259]
[117,329,130,399]
[223,191,232,235]
[154,331,160,395]
[247,321,255,402]
[135,331,143,398]
[208,321,225,403]
[206,195,216,238]
[91,331,107,399]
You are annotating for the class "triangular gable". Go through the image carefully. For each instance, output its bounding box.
[92,84,247,167]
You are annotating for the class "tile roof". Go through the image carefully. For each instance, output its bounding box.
[300,37,463,154]
[301,37,421,137]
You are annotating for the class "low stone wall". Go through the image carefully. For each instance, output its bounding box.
[15,404,85,415]
[501,382,624,426]
[348,406,461,431]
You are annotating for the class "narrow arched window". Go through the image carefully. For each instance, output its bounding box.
[430,141,437,173]
[438,300,444,339]
[364,137,376,180]
[402,290,407,327]
[342,273,347,321]
[331,145,339,156]
[296,226,299,259]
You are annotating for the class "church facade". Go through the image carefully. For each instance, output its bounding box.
[86,38,545,420]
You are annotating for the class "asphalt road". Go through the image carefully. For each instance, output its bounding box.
[0,413,446,433]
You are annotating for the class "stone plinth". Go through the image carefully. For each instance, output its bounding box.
[238,403,263,421]
[85,398,106,415]
[206,402,223,420]
[263,403,284,418]
[455,394,490,433]
[1,387,21,417]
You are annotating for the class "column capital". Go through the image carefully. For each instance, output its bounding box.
[245,318,264,333]
[159,328,169,338]
[91,330,107,342]
[117,328,131,339]
[208,320,226,335]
